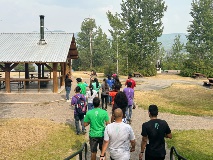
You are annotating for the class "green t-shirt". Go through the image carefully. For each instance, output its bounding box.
[84,108,109,137]
[77,82,87,95]
[92,82,101,92]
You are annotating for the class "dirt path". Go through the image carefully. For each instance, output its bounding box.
[0,76,212,160]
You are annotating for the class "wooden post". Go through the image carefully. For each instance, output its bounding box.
[38,64,41,78]
[53,63,58,93]
[61,63,65,86]
[5,63,11,93]
[25,63,29,85]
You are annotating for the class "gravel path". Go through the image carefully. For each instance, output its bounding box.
[0,76,212,160]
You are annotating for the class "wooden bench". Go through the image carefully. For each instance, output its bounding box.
[133,72,142,77]
[192,73,206,79]
[203,79,213,89]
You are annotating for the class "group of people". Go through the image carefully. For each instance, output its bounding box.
[66,71,172,160]
[82,95,172,160]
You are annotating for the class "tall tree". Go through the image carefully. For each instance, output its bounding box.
[74,18,97,70]
[107,0,167,76]
[186,0,213,72]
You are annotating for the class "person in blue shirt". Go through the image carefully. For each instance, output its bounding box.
[106,75,114,105]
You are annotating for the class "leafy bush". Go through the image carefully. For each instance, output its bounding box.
[139,66,157,77]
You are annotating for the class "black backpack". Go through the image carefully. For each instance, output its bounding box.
[75,95,87,116]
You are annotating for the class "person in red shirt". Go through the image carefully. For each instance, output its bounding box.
[125,74,136,89]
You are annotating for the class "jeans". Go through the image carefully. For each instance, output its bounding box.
[126,105,132,120]
[88,103,94,111]
[101,94,108,109]
[65,86,71,100]
[74,114,85,134]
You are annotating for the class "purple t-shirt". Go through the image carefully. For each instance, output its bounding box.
[71,93,86,115]
[123,87,134,106]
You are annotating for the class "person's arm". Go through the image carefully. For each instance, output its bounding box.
[84,122,90,127]
[100,140,109,160]
[110,115,115,123]
[105,120,110,125]
[130,139,136,152]
[165,133,172,139]
[139,136,148,160]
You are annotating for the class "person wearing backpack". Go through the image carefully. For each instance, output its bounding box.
[84,97,110,160]
[71,86,87,135]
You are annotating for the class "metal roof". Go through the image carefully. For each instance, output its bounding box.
[0,33,73,63]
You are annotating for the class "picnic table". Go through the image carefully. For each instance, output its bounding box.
[133,72,142,77]
[192,73,206,78]
[203,78,213,89]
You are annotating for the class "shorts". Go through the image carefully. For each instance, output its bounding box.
[89,136,104,153]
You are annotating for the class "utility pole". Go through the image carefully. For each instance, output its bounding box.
[89,30,93,69]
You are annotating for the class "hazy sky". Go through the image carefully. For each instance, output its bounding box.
[0,0,192,36]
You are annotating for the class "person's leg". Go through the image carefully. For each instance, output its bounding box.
[125,106,129,121]
[65,87,69,100]
[104,95,108,109]
[129,105,133,120]
[101,94,104,109]
[80,117,85,133]
[145,153,165,160]
[74,115,80,134]
[88,103,93,111]
[89,137,98,160]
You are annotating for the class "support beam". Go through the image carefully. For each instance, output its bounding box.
[25,63,29,85]
[5,63,11,93]
[53,63,58,93]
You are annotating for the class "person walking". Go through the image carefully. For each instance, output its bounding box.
[76,78,87,95]
[111,91,128,123]
[86,84,98,111]
[100,108,136,160]
[123,81,134,124]
[71,86,87,135]
[125,74,136,108]
[92,78,101,98]
[84,97,110,160]
[65,73,72,102]
[139,105,172,160]
[101,78,110,110]
[125,74,136,89]
[106,75,114,105]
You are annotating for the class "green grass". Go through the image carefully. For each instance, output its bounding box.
[0,119,86,160]
[167,130,213,160]
[135,83,213,116]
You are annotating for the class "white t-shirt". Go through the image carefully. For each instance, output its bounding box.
[104,122,135,160]
[86,90,97,103]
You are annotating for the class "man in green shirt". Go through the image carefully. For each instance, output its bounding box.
[84,97,110,160]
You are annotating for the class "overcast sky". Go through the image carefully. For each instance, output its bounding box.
[0,0,192,36]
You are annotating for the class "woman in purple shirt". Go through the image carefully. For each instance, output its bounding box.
[123,82,134,124]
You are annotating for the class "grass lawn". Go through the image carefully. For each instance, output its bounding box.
[135,83,213,116]
[166,130,213,160]
[135,81,213,159]
[0,119,86,160]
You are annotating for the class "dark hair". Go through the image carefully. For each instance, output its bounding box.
[94,78,99,88]
[149,105,158,117]
[114,91,128,109]
[89,84,93,96]
[75,86,81,93]
[114,91,128,118]
[93,97,100,108]
[127,81,132,87]
[128,74,132,77]
[76,78,82,82]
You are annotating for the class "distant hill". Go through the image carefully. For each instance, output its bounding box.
[158,33,187,51]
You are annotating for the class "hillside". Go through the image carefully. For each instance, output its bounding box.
[158,33,187,51]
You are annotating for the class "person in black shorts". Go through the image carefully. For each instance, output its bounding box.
[139,105,172,160]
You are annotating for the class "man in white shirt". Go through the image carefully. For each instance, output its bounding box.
[100,108,136,160]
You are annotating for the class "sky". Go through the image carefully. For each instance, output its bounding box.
[0,0,193,36]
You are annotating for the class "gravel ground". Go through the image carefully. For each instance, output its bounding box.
[0,76,213,160]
